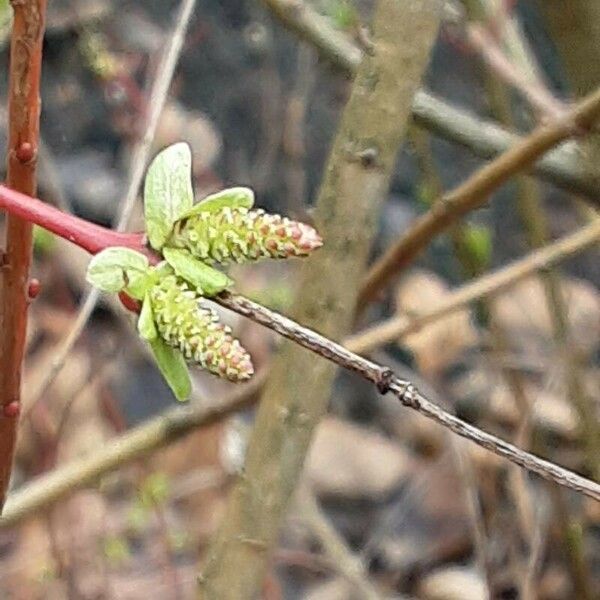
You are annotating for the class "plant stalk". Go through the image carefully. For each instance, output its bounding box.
[0,0,48,512]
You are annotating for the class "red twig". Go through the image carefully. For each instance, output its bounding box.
[0,184,146,255]
[0,0,48,512]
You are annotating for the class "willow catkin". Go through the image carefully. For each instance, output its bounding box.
[149,274,253,382]
[168,207,322,264]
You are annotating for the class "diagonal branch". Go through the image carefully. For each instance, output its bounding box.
[1,375,265,528]
[214,292,600,502]
[293,484,384,599]
[358,86,600,306]
[0,0,48,513]
[466,21,566,121]
[347,218,600,353]
[412,94,599,203]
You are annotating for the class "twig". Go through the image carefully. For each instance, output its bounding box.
[0,374,264,527]
[511,154,600,478]
[414,94,599,204]
[283,45,316,215]
[261,0,600,206]
[450,439,492,591]
[547,483,594,599]
[199,2,442,597]
[466,22,566,121]
[358,86,600,306]
[481,0,552,103]
[261,0,361,73]
[293,484,384,600]
[346,219,600,353]
[212,293,600,501]
[0,0,48,512]
[521,505,547,600]
[22,0,197,417]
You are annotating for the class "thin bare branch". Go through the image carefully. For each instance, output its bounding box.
[294,484,384,600]
[414,95,599,203]
[213,293,600,501]
[1,374,264,528]
[358,86,600,305]
[23,0,197,418]
[346,219,600,353]
[467,22,566,120]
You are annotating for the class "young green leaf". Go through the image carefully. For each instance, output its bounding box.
[162,247,233,295]
[144,142,194,250]
[461,224,493,271]
[138,294,158,340]
[149,336,192,401]
[177,187,254,220]
[86,247,151,298]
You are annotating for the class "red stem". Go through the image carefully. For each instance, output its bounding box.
[0,184,147,256]
[0,0,48,512]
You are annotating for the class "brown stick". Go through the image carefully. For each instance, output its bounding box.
[467,22,566,121]
[347,216,600,355]
[199,2,442,597]
[0,0,47,512]
[1,375,264,527]
[358,86,600,306]
[214,293,600,502]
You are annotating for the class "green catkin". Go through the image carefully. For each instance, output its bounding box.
[168,207,322,265]
[149,274,253,382]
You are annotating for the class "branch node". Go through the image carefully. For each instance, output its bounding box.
[15,142,36,164]
[356,146,379,168]
[2,402,21,419]
[375,367,394,394]
[27,278,41,301]
[395,380,420,409]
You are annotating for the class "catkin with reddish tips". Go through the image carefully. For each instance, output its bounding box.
[149,274,254,382]
[168,207,322,265]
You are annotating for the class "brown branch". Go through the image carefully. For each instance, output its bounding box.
[413,89,600,204]
[466,22,566,121]
[0,374,264,528]
[212,293,600,501]
[358,86,600,306]
[347,219,600,353]
[199,2,442,597]
[262,0,600,206]
[0,0,47,512]
[261,0,361,73]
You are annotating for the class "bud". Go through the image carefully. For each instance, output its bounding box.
[168,207,322,265]
[150,274,254,382]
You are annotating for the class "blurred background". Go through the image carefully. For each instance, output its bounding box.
[0,0,598,598]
